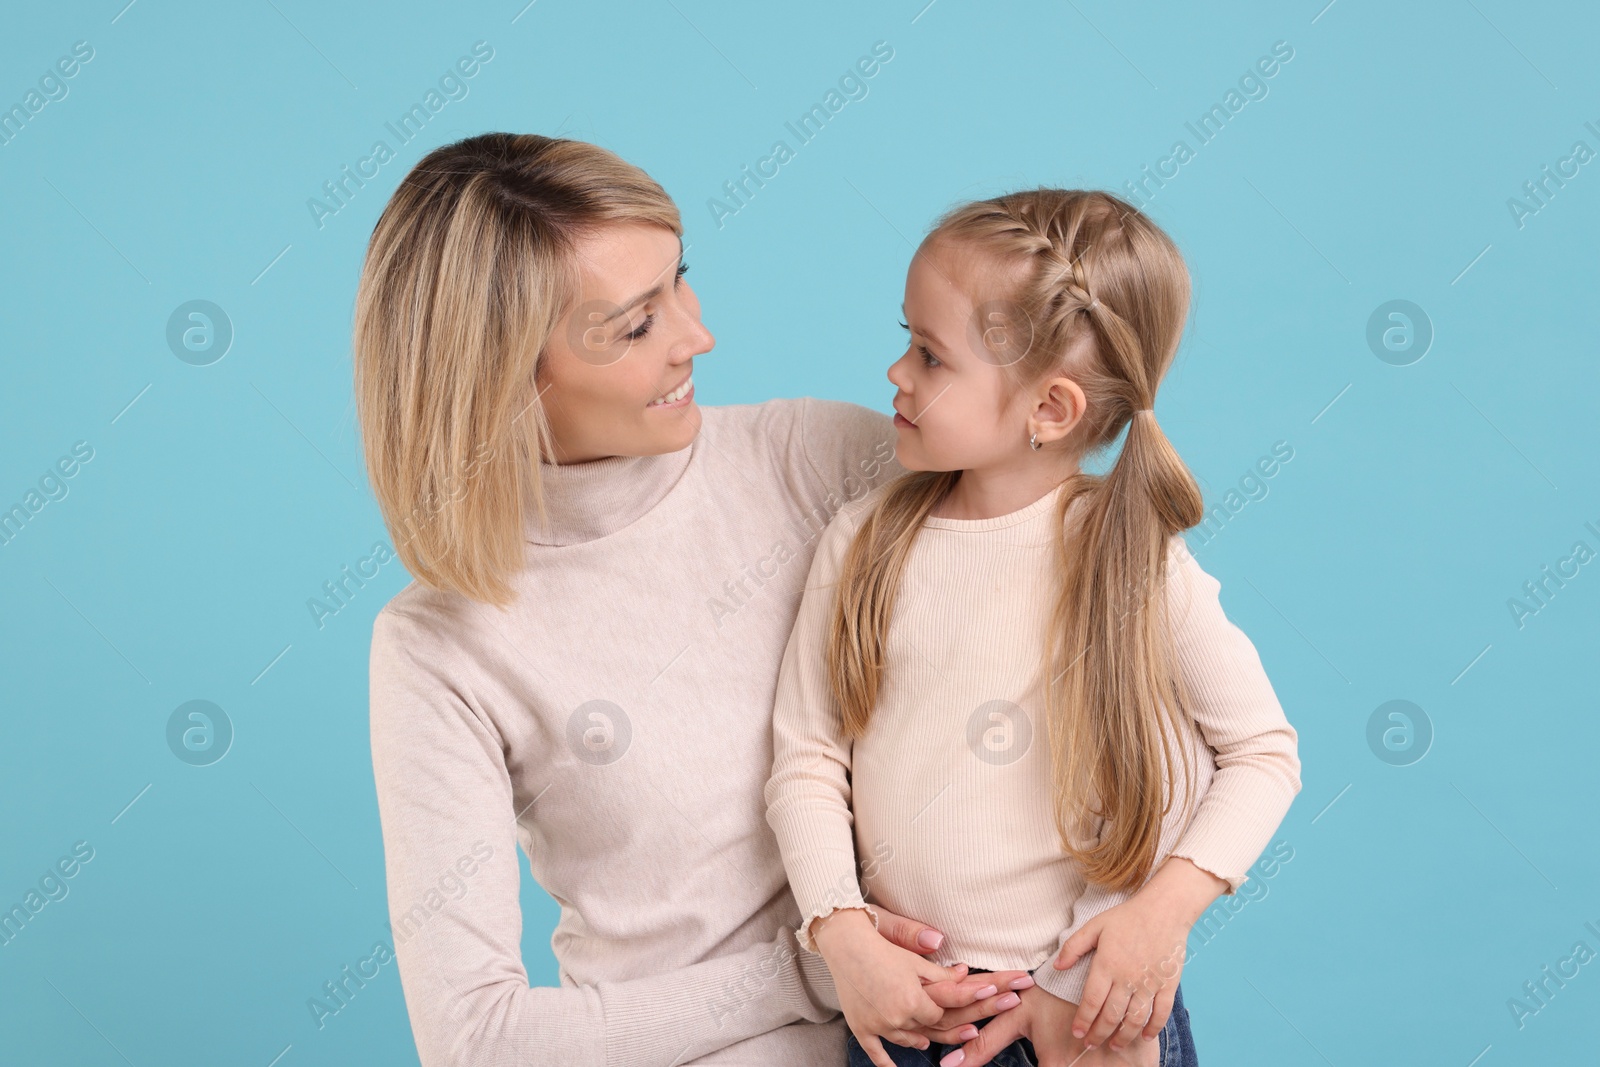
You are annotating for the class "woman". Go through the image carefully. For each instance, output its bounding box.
[354,133,1040,1066]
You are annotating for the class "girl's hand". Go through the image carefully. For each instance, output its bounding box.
[1052,857,1227,1050]
[944,986,1158,1067]
[813,908,965,1067]
[1052,896,1183,1053]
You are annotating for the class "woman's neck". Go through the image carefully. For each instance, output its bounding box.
[524,441,694,546]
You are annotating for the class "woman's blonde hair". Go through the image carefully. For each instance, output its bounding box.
[354,133,681,606]
[827,189,1206,892]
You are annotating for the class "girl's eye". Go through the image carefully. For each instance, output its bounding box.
[675,261,690,285]
[898,320,941,366]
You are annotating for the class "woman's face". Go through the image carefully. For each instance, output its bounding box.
[536,222,714,463]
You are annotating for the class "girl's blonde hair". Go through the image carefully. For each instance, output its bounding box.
[827,189,1206,892]
[354,133,681,606]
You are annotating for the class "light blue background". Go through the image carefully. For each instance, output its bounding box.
[2,1,1596,1064]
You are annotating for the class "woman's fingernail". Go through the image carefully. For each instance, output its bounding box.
[959,1026,979,1041]
[1072,1027,1086,1038]
[996,992,1020,1010]
[940,1050,965,1067]
[975,984,998,999]
[918,930,944,950]
[1009,975,1034,990]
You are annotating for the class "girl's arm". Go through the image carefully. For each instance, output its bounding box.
[761,506,871,953]
[370,610,836,1067]
[1157,535,1303,888]
[764,503,965,1064]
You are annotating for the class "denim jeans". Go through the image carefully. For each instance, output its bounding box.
[844,982,1197,1067]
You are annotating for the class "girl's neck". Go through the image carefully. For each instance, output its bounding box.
[930,457,1082,521]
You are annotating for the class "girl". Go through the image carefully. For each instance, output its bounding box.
[765,190,1302,1067]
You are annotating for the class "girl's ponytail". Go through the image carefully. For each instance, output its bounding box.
[1051,392,1205,891]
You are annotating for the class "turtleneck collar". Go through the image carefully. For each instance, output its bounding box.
[523,440,695,547]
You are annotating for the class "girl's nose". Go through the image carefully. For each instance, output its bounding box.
[887,353,908,389]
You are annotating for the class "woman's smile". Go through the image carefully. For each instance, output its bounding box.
[647,373,695,409]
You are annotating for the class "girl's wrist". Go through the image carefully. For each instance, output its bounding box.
[1144,856,1229,926]
[811,906,874,957]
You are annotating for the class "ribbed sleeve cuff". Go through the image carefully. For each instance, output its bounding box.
[767,804,873,954]
[1031,955,1092,1007]
[1167,777,1300,893]
[797,938,842,1013]
[795,901,880,956]
[599,929,833,1067]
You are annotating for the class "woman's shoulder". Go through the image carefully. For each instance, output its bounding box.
[700,396,903,503]
[369,579,481,664]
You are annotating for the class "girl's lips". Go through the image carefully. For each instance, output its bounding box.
[893,412,916,428]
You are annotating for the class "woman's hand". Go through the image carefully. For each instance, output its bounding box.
[1052,856,1227,1050]
[944,986,1158,1067]
[909,975,1037,1045]
[813,907,965,1067]
[868,904,1037,1023]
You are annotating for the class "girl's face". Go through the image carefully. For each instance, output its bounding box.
[536,222,714,462]
[888,239,1045,472]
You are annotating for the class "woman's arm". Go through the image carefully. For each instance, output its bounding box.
[369,609,835,1067]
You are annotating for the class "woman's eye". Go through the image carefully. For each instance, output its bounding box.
[675,261,690,285]
[626,314,655,341]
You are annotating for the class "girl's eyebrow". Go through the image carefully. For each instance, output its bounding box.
[900,302,954,353]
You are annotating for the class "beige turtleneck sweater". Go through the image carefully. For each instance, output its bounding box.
[368,398,905,1066]
[765,480,1302,1006]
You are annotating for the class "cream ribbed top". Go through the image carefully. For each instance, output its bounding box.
[764,479,1302,1005]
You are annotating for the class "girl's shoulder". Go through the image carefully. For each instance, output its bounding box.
[1161,532,1226,630]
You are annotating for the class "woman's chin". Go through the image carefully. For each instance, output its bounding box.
[643,401,700,451]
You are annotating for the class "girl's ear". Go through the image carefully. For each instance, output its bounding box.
[1033,375,1087,439]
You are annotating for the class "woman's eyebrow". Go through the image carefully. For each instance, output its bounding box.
[605,239,686,323]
